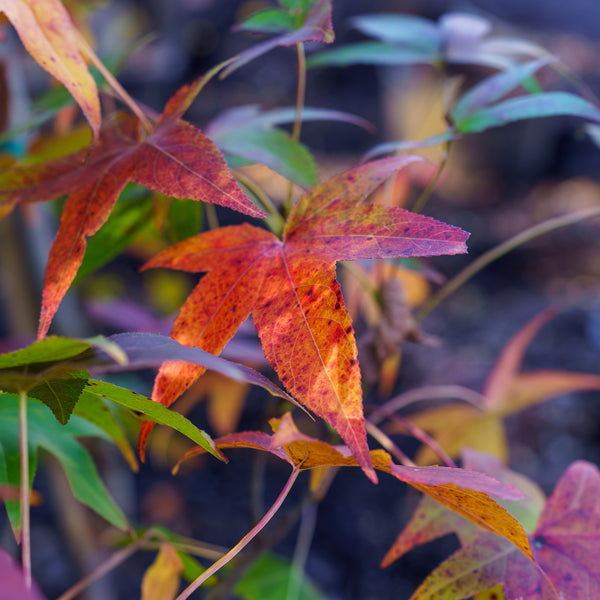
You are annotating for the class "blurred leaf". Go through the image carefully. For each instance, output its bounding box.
[236,8,296,34]
[584,123,600,148]
[455,91,600,134]
[234,553,327,600]
[141,543,183,600]
[224,0,333,77]
[83,380,225,463]
[351,13,440,51]
[0,336,90,370]
[165,197,203,243]
[0,395,128,535]
[452,58,552,123]
[72,186,154,286]
[0,546,47,600]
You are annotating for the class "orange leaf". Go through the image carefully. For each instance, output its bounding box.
[0,0,100,138]
[146,157,469,481]
[140,543,183,600]
[175,412,530,559]
[0,104,264,339]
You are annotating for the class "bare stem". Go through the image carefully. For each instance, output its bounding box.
[416,205,600,321]
[286,502,317,600]
[366,421,415,466]
[234,170,285,235]
[75,31,152,133]
[176,467,301,600]
[57,529,157,600]
[19,390,31,590]
[410,142,449,214]
[284,43,307,215]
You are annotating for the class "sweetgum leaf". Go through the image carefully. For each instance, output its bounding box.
[0,105,263,339]
[143,156,469,482]
[236,8,296,34]
[0,546,46,600]
[0,0,101,138]
[0,395,128,535]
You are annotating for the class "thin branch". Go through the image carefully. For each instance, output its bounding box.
[286,502,318,600]
[410,141,450,214]
[176,467,301,600]
[19,390,31,590]
[416,205,600,321]
[366,421,415,466]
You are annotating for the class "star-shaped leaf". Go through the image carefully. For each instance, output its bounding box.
[0,102,264,339]
[142,156,469,482]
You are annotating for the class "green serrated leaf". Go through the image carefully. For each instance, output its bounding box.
[27,370,88,425]
[73,391,138,471]
[307,41,437,68]
[456,91,600,134]
[234,553,327,600]
[84,380,224,462]
[0,395,128,534]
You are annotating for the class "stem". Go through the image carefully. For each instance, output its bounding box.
[75,31,152,133]
[410,142,449,214]
[417,205,600,321]
[284,43,307,216]
[205,203,220,230]
[341,261,381,309]
[286,502,317,600]
[176,467,301,600]
[369,384,486,426]
[19,390,31,590]
[57,530,156,600]
[365,421,415,466]
[234,170,285,235]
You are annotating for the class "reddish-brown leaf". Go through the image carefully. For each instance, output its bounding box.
[223,0,334,77]
[145,157,469,481]
[0,0,101,138]
[0,107,263,340]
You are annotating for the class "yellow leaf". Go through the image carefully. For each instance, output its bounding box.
[0,0,100,137]
[140,543,184,600]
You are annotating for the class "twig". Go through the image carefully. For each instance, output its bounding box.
[19,390,31,590]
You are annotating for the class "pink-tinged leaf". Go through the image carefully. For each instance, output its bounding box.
[145,158,468,481]
[0,106,263,340]
[0,545,47,600]
[0,0,101,138]
[222,0,334,77]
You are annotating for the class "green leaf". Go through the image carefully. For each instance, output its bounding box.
[237,8,295,34]
[84,380,225,462]
[219,128,317,188]
[27,370,88,425]
[166,198,203,243]
[452,58,552,123]
[455,91,600,134]
[307,41,437,68]
[73,391,138,471]
[0,395,128,534]
[0,337,90,370]
[234,553,328,600]
[72,186,154,286]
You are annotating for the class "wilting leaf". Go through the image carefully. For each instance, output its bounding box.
[144,156,468,482]
[176,412,529,558]
[223,0,334,77]
[0,395,128,535]
[0,0,101,137]
[0,97,264,339]
[141,543,184,600]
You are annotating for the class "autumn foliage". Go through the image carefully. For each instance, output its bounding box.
[1,1,600,599]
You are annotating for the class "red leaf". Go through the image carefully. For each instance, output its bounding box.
[222,0,334,77]
[144,157,469,482]
[0,107,264,340]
